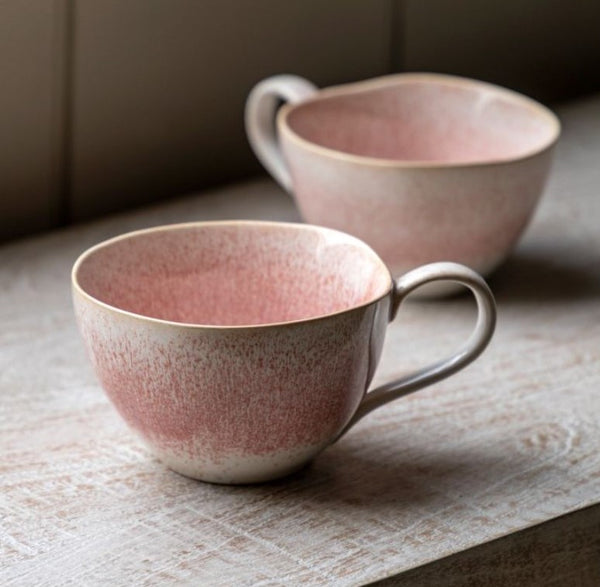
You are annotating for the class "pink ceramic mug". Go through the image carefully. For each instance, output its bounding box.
[245,73,560,295]
[72,221,496,484]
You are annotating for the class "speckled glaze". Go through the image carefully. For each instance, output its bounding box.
[72,221,496,484]
[245,73,561,295]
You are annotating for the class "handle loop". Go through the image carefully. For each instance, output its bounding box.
[339,262,496,437]
[245,74,318,192]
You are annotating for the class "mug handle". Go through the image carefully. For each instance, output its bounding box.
[245,74,318,193]
[339,262,497,437]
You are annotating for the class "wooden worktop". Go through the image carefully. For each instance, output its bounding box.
[2,94,600,586]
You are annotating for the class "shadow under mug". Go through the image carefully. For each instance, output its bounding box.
[245,73,560,295]
[72,221,496,484]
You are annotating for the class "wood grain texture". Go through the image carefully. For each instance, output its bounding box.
[2,95,600,585]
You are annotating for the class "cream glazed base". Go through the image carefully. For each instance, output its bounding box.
[150,441,326,485]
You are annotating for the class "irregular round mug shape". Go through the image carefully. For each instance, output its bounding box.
[245,73,561,295]
[72,221,496,484]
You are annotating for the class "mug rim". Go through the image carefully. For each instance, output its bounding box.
[71,220,394,331]
[277,72,561,169]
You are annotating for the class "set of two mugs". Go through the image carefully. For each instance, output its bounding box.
[72,73,560,484]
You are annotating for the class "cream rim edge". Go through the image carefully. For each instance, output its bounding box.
[278,72,562,169]
[71,220,394,331]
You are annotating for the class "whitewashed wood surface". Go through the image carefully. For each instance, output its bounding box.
[2,95,600,586]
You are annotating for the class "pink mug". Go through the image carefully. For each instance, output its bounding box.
[246,73,560,295]
[72,221,496,484]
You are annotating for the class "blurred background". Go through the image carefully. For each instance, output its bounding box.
[2,0,600,242]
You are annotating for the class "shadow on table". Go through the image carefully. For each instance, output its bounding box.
[234,440,524,513]
[488,249,600,304]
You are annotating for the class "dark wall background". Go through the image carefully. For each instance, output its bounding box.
[400,0,600,103]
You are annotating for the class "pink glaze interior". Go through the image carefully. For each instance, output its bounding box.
[285,78,557,163]
[75,223,391,326]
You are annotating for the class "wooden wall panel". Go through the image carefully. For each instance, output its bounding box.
[399,0,600,103]
[3,1,599,240]
[69,0,393,221]
[0,0,67,241]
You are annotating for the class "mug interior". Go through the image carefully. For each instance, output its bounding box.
[284,75,558,164]
[74,222,391,326]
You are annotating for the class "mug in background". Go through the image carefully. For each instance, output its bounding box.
[72,221,496,484]
[246,73,560,294]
